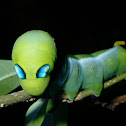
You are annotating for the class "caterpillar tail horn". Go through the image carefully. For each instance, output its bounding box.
[114,41,125,46]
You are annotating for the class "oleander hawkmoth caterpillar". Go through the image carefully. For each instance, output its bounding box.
[12,30,57,96]
[12,30,126,100]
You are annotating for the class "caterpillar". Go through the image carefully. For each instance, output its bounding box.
[12,30,57,96]
[12,30,126,100]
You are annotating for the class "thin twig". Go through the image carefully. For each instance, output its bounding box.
[0,72,126,108]
[0,90,34,108]
[74,72,126,101]
[93,94,126,111]
[106,94,126,110]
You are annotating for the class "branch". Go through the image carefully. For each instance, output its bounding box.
[0,72,126,108]
[95,94,126,111]
[61,72,126,104]
[74,72,126,101]
[0,90,34,108]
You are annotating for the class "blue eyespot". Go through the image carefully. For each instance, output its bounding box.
[14,64,26,79]
[36,64,50,78]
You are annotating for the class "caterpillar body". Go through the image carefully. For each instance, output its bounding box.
[12,30,126,100]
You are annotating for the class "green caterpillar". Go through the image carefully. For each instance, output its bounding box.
[12,30,126,100]
[12,30,57,96]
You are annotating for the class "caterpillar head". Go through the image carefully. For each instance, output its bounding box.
[12,30,57,96]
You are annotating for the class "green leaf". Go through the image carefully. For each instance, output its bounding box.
[25,99,68,126]
[25,98,48,126]
[42,102,68,126]
[42,113,55,126]
[0,60,19,95]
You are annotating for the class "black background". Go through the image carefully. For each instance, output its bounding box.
[2,1,126,59]
[1,1,126,125]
